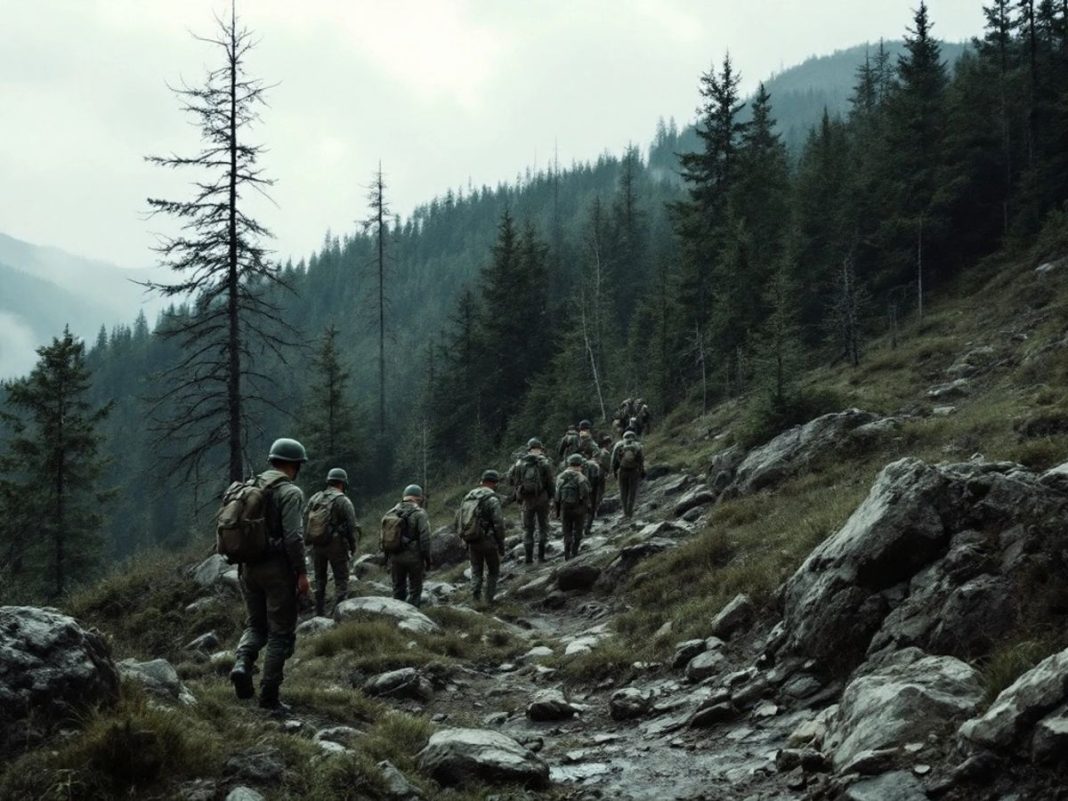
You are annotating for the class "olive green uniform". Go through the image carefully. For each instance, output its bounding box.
[235,469,306,698]
[507,452,555,563]
[555,468,592,560]
[612,439,646,518]
[583,458,605,539]
[386,500,431,606]
[458,487,506,603]
[307,486,359,617]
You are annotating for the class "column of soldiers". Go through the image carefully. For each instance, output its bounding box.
[223,403,649,711]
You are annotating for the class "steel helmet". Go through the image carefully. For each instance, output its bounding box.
[326,467,349,484]
[481,469,500,484]
[527,438,544,450]
[579,419,592,430]
[624,430,637,440]
[268,438,308,463]
[403,484,424,499]
[567,453,585,466]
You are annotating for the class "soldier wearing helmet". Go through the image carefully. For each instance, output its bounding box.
[555,453,593,560]
[382,483,432,606]
[506,437,555,564]
[305,467,360,617]
[230,437,309,712]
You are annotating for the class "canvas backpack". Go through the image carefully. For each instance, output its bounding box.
[518,454,546,498]
[381,505,415,554]
[458,487,495,543]
[304,490,342,547]
[562,432,580,455]
[584,459,602,487]
[558,470,588,509]
[619,441,642,470]
[215,474,288,563]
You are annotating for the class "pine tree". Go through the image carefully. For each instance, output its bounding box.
[144,5,290,483]
[0,329,112,600]
[363,163,392,431]
[300,325,360,493]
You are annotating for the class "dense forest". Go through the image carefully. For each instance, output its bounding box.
[3,0,1068,602]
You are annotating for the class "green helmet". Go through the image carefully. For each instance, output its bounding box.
[403,484,424,499]
[326,467,348,484]
[567,453,585,467]
[268,438,307,463]
[579,419,592,430]
[624,430,637,440]
[481,469,500,484]
[527,438,544,450]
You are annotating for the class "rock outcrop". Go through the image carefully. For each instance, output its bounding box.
[119,658,197,705]
[335,596,441,634]
[0,606,120,754]
[417,728,550,788]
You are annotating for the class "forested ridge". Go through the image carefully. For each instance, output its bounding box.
[3,0,1068,597]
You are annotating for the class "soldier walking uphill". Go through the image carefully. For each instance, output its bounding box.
[556,454,592,560]
[576,420,600,459]
[582,453,605,541]
[557,425,581,464]
[304,467,360,617]
[457,470,506,604]
[612,430,646,519]
[381,485,432,606]
[222,438,310,712]
[508,438,556,564]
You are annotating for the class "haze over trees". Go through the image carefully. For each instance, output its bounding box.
[2,0,1068,591]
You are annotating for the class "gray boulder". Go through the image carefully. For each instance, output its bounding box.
[192,554,229,588]
[830,648,983,769]
[673,486,717,518]
[225,788,265,801]
[555,560,602,592]
[296,616,337,636]
[709,593,755,640]
[335,596,440,634]
[119,658,196,705]
[363,668,433,702]
[672,639,707,670]
[315,726,364,748]
[0,606,120,754]
[595,537,678,592]
[417,728,549,788]
[185,631,219,652]
[959,646,1068,752]
[430,526,467,567]
[526,688,580,721]
[378,759,425,799]
[610,688,652,720]
[1032,705,1068,763]
[844,771,928,801]
[685,650,726,683]
[224,746,285,783]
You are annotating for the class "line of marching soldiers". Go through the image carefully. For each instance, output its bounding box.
[223,416,647,711]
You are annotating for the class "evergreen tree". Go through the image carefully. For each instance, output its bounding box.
[363,163,392,431]
[300,326,361,494]
[0,329,112,600]
[144,5,289,483]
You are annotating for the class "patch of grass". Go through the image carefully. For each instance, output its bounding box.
[556,640,639,683]
[359,711,435,772]
[981,637,1063,706]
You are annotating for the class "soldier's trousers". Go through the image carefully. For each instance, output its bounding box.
[469,538,501,602]
[585,482,605,538]
[391,548,425,606]
[561,506,587,559]
[312,538,350,616]
[235,556,297,692]
[619,468,641,518]
[522,499,550,552]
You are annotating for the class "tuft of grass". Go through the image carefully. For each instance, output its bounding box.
[359,711,435,773]
[981,637,1063,706]
[556,640,640,684]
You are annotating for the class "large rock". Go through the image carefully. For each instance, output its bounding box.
[959,646,1068,752]
[363,667,433,702]
[555,560,602,592]
[673,486,717,518]
[844,771,927,801]
[610,688,653,720]
[685,650,727,683]
[0,606,120,754]
[725,409,882,498]
[119,658,196,705]
[594,538,678,593]
[1032,705,1068,763]
[829,648,983,769]
[192,554,230,588]
[709,593,755,640]
[526,689,580,721]
[378,759,426,800]
[429,526,467,567]
[335,596,441,634]
[780,458,1068,670]
[417,728,549,788]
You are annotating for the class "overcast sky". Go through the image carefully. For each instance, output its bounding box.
[0,0,985,269]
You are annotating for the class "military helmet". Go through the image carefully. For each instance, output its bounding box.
[268,437,308,463]
[403,484,424,498]
[567,453,585,466]
[527,437,544,450]
[578,419,592,430]
[326,467,348,484]
[623,430,637,440]
[481,469,500,484]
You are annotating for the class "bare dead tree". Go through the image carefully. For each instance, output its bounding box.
[362,163,393,431]
[144,3,292,483]
[830,251,869,367]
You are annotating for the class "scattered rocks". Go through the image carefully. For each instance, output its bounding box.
[363,668,433,702]
[709,593,755,640]
[315,726,364,748]
[118,658,196,705]
[0,606,120,754]
[610,688,652,720]
[673,486,717,518]
[927,378,972,400]
[520,645,554,664]
[527,689,580,721]
[225,746,285,784]
[775,747,829,772]
[672,639,707,670]
[335,596,441,634]
[417,728,549,788]
[685,650,726,683]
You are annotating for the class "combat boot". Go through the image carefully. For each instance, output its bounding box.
[524,544,534,565]
[229,657,255,700]
[314,591,326,618]
[258,684,290,714]
[538,542,546,563]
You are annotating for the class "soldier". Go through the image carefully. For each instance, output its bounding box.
[555,454,592,560]
[230,438,309,711]
[457,470,506,604]
[304,467,359,617]
[576,419,599,459]
[582,454,605,542]
[557,425,581,463]
[612,430,646,519]
[381,484,432,606]
[636,399,652,434]
[507,438,555,564]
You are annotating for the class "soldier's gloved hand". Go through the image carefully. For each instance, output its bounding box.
[296,573,310,597]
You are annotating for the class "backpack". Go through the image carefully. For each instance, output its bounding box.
[458,488,494,543]
[584,459,602,487]
[304,490,341,547]
[558,470,588,509]
[578,436,598,459]
[561,432,580,456]
[619,442,642,470]
[518,455,546,498]
[381,506,415,554]
[216,474,287,563]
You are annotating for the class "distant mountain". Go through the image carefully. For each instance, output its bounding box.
[0,233,165,377]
